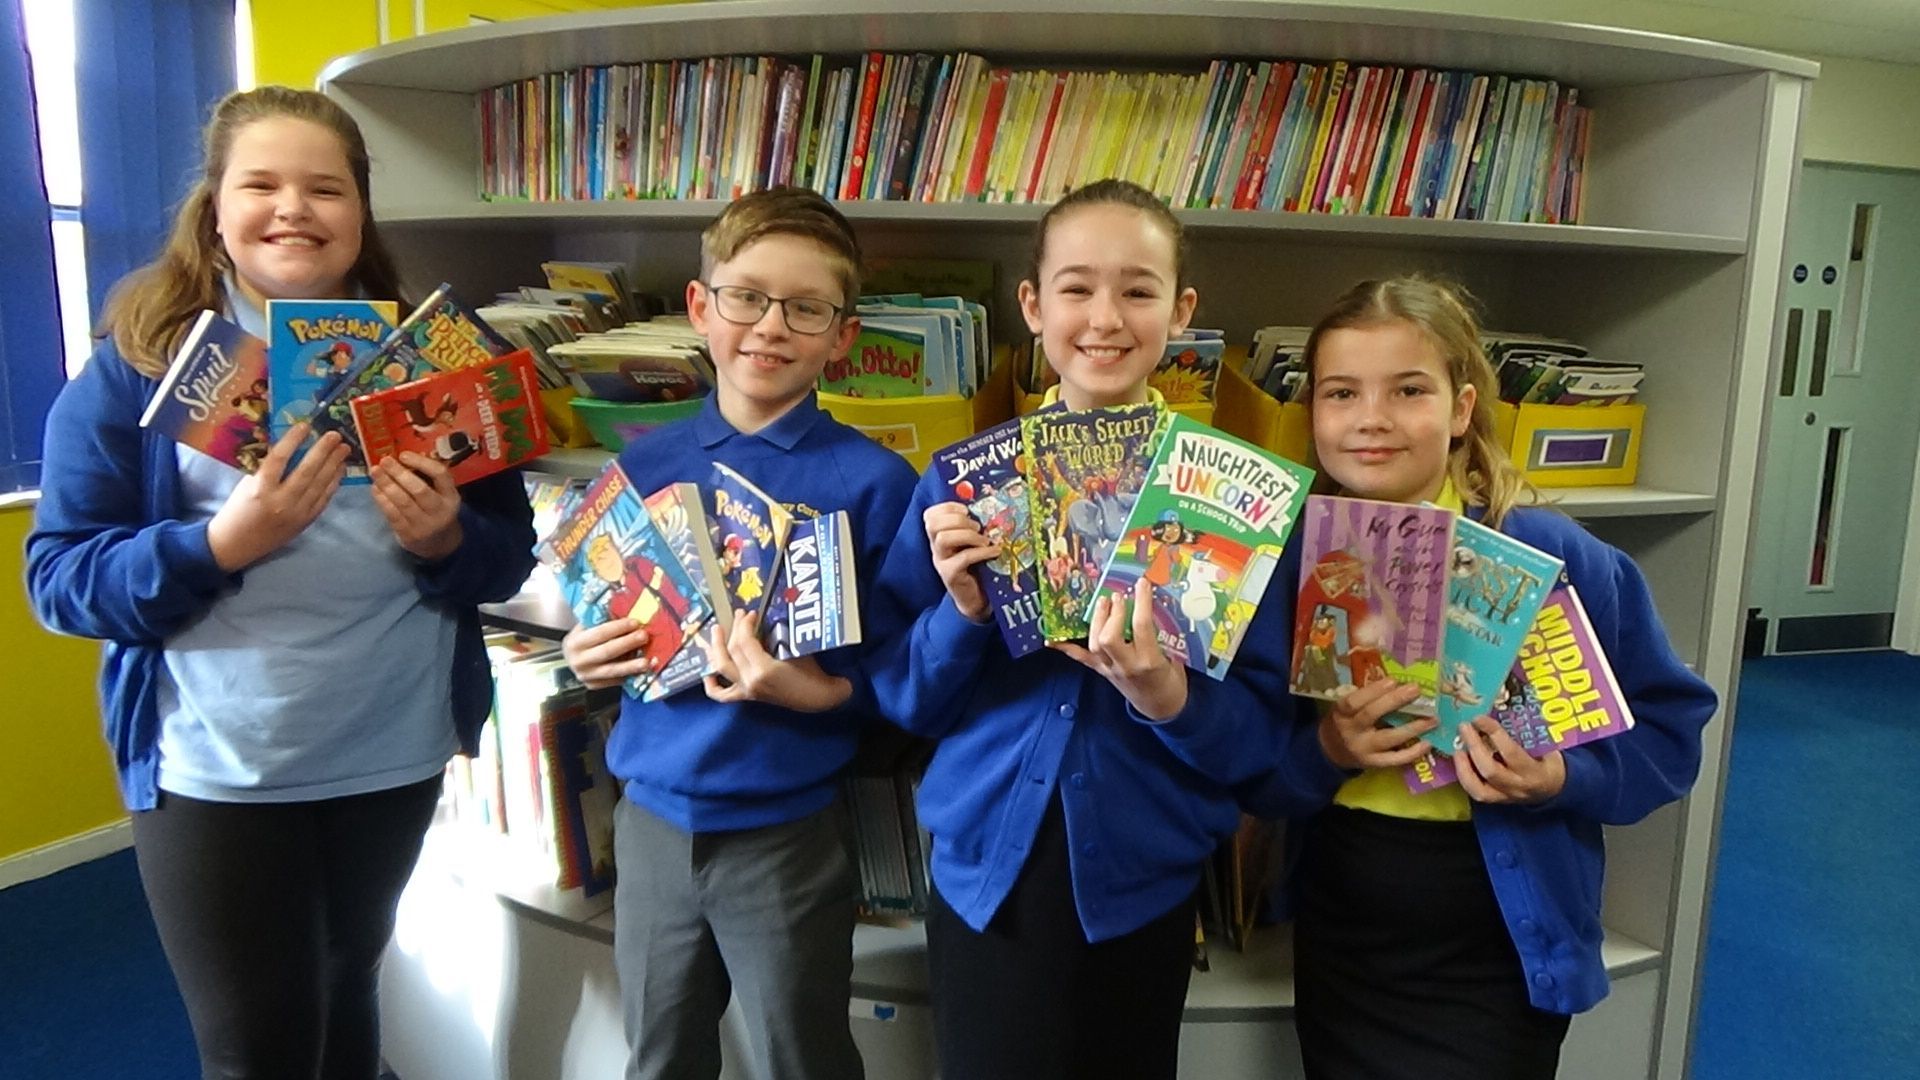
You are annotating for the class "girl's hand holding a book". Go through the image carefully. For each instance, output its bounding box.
[702,611,852,713]
[371,451,464,561]
[925,501,999,624]
[1053,578,1188,721]
[561,618,657,690]
[1452,716,1567,804]
[207,422,348,572]
[1318,680,1434,771]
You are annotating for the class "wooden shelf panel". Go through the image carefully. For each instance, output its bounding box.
[321,0,1815,95]
[381,200,1747,256]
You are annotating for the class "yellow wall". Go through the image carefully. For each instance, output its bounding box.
[0,506,124,861]
[252,0,687,91]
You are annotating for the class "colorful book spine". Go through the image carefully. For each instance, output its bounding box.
[931,418,1046,658]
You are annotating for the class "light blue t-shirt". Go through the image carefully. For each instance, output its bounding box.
[153,288,458,803]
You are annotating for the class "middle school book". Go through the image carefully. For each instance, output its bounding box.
[1290,495,1453,714]
[762,509,863,659]
[930,418,1045,658]
[1022,402,1166,641]
[138,310,271,473]
[266,298,399,480]
[349,349,551,485]
[1427,515,1564,753]
[537,462,711,697]
[705,463,794,623]
[1101,413,1313,679]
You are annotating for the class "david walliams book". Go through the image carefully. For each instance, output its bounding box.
[1102,414,1313,678]
[537,462,711,697]
[139,310,271,473]
[1406,582,1634,792]
[931,418,1044,658]
[349,349,550,484]
[266,298,398,480]
[1023,402,1165,642]
[1290,495,1453,714]
[763,510,862,659]
[705,463,794,623]
[1426,516,1563,753]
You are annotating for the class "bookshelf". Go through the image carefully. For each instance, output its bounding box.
[327,4,1811,1078]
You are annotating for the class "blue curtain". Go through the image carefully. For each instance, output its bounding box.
[0,0,62,491]
[74,0,236,327]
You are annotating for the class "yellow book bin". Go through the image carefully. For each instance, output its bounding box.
[1212,364,1312,466]
[1491,401,1645,487]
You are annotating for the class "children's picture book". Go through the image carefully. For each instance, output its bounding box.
[138,310,271,473]
[349,349,551,484]
[822,317,938,398]
[1022,402,1166,641]
[1150,334,1226,405]
[1101,414,1313,678]
[1427,516,1564,753]
[1405,582,1634,792]
[385,282,517,372]
[705,463,794,623]
[537,462,711,697]
[762,509,862,659]
[265,298,399,480]
[640,482,720,701]
[1290,495,1453,714]
[930,418,1045,658]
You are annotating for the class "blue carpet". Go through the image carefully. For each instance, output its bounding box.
[0,847,197,1079]
[1691,651,1920,1079]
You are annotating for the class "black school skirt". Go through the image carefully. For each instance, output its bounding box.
[1292,805,1571,1080]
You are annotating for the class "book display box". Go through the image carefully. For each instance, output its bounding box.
[321,2,1810,1076]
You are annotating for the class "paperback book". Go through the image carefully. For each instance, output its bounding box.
[1022,402,1166,641]
[640,482,720,701]
[1290,495,1453,714]
[1100,414,1313,678]
[930,418,1045,658]
[1427,515,1563,753]
[705,463,795,623]
[265,298,399,480]
[349,349,551,484]
[138,310,271,472]
[763,509,863,659]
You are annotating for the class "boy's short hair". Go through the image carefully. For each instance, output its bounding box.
[701,187,863,308]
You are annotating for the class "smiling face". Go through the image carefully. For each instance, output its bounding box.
[214,116,364,311]
[1019,202,1197,411]
[688,232,858,433]
[1310,319,1475,506]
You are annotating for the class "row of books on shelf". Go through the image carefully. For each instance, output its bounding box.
[534,459,863,701]
[141,287,551,485]
[479,52,1591,224]
[828,293,993,398]
[441,634,622,897]
[1244,325,1643,407]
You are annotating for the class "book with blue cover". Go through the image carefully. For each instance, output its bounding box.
[265,298,399,481]
[705,463,794,623]
[1427,515,1563,753]
[139,310,271,473]
[762,509,862,659]
[930,418,1045,658]
[537,461,711,697]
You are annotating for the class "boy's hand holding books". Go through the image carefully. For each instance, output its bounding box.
[1452,716,1567,804]
[206,423,348,573]
[701,611,852,714]
[1052,578,1188,722]
[924,501,1000,624]
[1317,679,1432,771]
[561,618,660,691]
[371,451,464,561]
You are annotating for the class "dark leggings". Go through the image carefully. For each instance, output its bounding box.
[131,777,441,1080]
[926,794,1199,1080]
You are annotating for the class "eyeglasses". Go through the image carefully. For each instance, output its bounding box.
[701,282,844,335]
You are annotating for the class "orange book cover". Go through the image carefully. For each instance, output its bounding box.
[350,349,551,484]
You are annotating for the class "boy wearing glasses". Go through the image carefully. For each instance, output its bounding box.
[561,187,916,1080]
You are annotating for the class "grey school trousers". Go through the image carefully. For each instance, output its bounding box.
[612,795,865,1080]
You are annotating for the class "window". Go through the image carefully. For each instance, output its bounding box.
[22,0,89,377]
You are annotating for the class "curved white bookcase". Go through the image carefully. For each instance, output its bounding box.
[330,5,1811,1078]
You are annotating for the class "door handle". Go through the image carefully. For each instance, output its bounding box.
[1804,412,1816,426]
